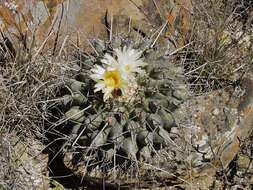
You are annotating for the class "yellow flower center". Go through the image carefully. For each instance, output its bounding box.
[103,70,122,89]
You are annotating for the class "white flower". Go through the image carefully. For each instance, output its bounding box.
[115,46,147,79]
[90,46,147,101]
[101,53,118,69]
[90,65,126,101]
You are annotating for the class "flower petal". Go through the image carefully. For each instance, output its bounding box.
[94,82,105,92]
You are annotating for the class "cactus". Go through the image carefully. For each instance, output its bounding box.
[46,31,189,177]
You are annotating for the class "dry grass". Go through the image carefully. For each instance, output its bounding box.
[183,0,253,94]
[0,32,71,189]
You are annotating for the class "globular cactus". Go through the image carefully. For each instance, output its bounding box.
[47,31,189,176]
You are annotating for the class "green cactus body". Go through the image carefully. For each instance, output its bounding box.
[47,31,189,180]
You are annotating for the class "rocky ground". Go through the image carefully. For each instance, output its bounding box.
[0,0,253,189]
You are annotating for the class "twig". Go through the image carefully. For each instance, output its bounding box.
[110,13,113,42]
[53,3,64,56]
[151,0,162,20]
[57,35,69,58]
[151,21,168,48]
[166,42,192,56]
